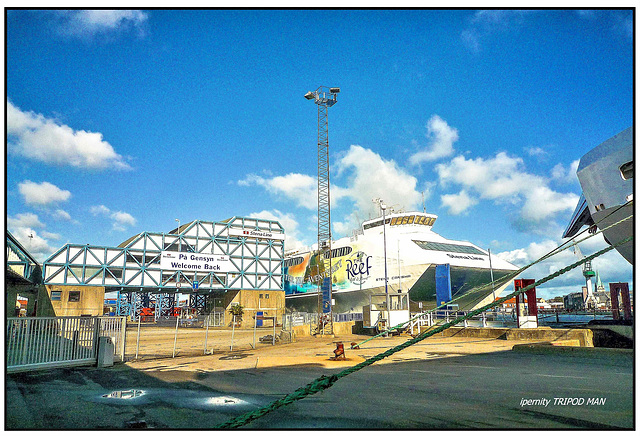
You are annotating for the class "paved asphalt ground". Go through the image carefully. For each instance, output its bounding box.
[6,331,634,429]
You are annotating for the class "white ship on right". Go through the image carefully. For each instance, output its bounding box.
[563,126,634,264]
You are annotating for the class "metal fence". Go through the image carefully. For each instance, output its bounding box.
[6,316,127,373]
[408,310,518,334]
[203,312,225,327]
[282,312,363,330]
[99,316,127,361]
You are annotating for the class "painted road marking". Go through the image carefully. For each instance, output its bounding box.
[411,370,460,377]
[454,365,500,369]
[532,374,589,379]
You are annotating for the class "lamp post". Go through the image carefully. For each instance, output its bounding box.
[305,86,340,335]
[372,198,390,334]
[382,203,390,333]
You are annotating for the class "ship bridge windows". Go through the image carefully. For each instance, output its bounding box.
[365,215,436,230]
[326,246,352,259]
[389,215,436,227]
[413,240,485,255]
[363,218,390,231]
[283,256,305,268]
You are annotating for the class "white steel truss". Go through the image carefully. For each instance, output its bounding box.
[43,217,285,293]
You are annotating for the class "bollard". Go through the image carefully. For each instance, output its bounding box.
[253,314,257,349]
[230,315,236,351]
[172,316,179,358]
[203,316,210,355]
[330,342,346,360]
[135,314,141,359]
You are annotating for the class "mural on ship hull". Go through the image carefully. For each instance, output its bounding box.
[284,244,376,296]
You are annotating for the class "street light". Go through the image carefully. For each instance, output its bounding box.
[373,197,390,335]
[305,86,340,335]
[381,202,389,333]
[175,219,180,233]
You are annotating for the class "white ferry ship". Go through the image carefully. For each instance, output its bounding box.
[284,211,519,314]
[563,126,633,264]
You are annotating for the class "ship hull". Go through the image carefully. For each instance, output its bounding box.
[285,262,515,314]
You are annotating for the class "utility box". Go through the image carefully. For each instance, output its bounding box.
[97,336,115,368]
[363,293,410,332]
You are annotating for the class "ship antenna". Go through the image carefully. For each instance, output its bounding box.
[422,190,426,214]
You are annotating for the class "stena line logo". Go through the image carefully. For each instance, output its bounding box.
[229,228,285,240]
[245,230,273,238]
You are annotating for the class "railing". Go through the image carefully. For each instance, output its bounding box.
[203,312,225,327]
[408,310,519,334]
[282,312,363,331]
[99,316,127,361]
[6,316,127,373]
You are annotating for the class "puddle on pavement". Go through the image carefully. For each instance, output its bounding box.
[205,396,247,406]
[102,389,146,399]
[96,388,254,410]
[219,354,251,360]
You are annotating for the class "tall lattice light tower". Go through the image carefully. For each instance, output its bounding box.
[305,86,340,335]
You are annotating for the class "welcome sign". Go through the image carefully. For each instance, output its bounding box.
[160,251,232,272]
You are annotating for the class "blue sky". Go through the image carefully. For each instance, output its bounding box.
[6,9,633,299]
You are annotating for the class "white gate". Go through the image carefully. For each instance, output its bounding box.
[6,316,127,373]
[99,316,127,362]
[204,312,225,327]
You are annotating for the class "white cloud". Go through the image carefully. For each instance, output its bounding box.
[239,173,318,210]
[520,186,579,223]
[9,228,58,262]
[497,233,633,299]
[461,10,531,52]
[577,10,632,39]
[90,205,112,216]
[41,231,61,240]
[7,101,131,170]
[335,144,422,220]
[525,146,548,158]
[440,190,478,215]
[58,10,148,38]
[551,160,580,185]
[111,211,137,227]
[238,145,423,239]
[248,209,311,252]
[435,152,578,228]
[52,209,72,221]
[409,115,459,165]
[7,212,45,229]
[460,29,480,53]
[18,180,71,207]
[90,204,136,231]
[7,213,58,261]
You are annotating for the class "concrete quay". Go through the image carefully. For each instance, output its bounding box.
[6,327,633,430]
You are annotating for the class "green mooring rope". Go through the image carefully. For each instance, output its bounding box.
[215,235,632,429]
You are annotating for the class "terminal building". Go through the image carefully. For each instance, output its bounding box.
[7,231,50,317]
[38,216,285,326]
